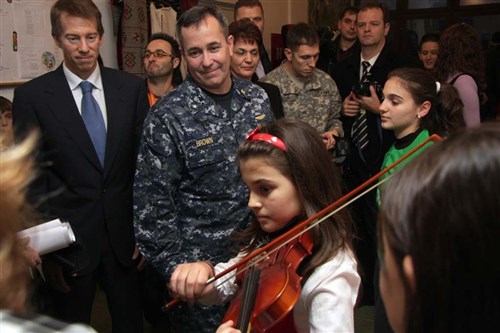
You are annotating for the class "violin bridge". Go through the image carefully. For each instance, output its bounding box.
[248,252,269,267]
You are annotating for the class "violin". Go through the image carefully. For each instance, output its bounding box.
[224,231,313,332]
[166,134,442,332]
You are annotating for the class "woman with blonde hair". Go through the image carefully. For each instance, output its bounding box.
[0,134,96,332]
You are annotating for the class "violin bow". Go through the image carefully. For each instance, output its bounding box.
[165,134,443,310]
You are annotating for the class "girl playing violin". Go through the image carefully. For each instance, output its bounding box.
[169,118,360,332]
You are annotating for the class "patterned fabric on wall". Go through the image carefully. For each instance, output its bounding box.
[118,0,148,76]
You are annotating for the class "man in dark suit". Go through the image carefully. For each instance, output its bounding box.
[334,0,419,313]
[13,1,148,332]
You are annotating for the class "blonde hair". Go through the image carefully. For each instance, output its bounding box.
[0,133,38,312]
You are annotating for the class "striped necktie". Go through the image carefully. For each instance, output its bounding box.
[351,61,371,151]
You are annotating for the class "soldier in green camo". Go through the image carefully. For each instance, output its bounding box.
[133,5,273,333]
[261,22,343,151]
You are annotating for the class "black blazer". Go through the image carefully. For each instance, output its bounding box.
[260,44,274,74]
[255,81,285,119]
[334,43,420,182]
[13,65,149,274]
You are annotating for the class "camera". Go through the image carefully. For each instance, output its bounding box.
[352,73,384,101]
[333,136,349,165]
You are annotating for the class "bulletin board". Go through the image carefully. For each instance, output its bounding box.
[0,0,62,86]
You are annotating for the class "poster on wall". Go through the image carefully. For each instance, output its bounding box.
[0,0,62,86]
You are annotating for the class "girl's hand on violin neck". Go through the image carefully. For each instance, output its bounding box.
[216,320,241,333]
[168,261,215,302]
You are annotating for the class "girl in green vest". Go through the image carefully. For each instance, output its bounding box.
[377,67,464,205]
[373,67,465,332]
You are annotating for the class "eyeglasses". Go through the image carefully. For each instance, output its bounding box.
[143,50,172,59]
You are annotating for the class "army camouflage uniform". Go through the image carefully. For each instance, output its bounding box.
[261,64,343,136]
[133,75,273,333]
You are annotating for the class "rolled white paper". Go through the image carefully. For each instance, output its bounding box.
[17,219,62,238]
[18,219,76,255]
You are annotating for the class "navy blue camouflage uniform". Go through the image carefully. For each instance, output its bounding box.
[134,75,273,332]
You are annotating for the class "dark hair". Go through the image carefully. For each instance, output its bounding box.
[434,23,485,88]
[340,6,359,20]
[234,0,264,21]
[379,124,500,332]
[147,33,183,86]
[149,33,181,59]
[387,67,465,137]
[0,96,12,114]
[51,0,104,39]
[176,5,229,48]
[236,118,354,279]
[281,24,293,49]
[419,33,439,51]
[492,31,500,44]
[359,0,389,24]
[229,18,262,46]
[286,23,320,52]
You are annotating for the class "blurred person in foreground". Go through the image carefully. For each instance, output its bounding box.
[0,96,14,150]
[379,124,500,333]
[0,133,96,332]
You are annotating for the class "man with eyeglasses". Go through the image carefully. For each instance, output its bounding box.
[143,33,182,107]
[141,34,182,332]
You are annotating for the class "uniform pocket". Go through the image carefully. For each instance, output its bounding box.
[184,134,233,174]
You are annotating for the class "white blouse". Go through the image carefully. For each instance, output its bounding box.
[200,250,360,333]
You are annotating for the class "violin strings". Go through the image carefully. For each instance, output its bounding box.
[207,252,271,291]
[236,267,261,330]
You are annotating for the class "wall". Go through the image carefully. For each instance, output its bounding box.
[201,0,308,56]
[0,0,117,101]
[1,0,308,100]
[262,0,308,51]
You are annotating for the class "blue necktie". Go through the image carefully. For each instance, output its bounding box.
[80,81,106,166]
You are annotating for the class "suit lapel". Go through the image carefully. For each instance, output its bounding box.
[101,68,125,179]
[46,67,102,170]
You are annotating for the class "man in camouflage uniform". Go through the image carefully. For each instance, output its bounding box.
[261,22,343,150]
[133,5,273,333]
